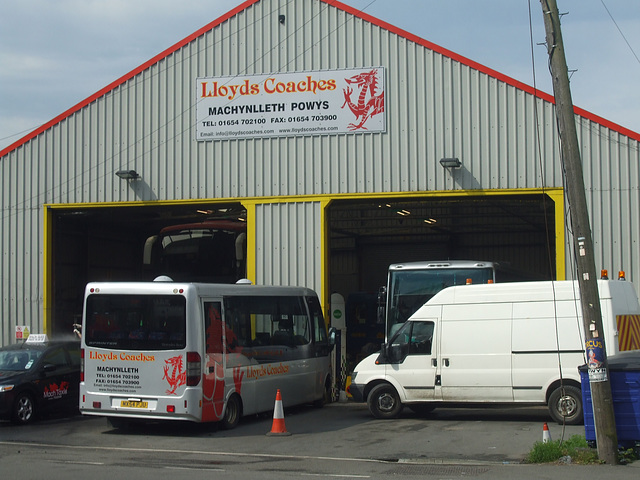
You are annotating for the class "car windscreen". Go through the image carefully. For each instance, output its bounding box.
[0,349,42,371]
[84,294,187,350]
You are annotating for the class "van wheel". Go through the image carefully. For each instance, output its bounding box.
[11,392,36,424]
[221,394,241,430]
[368,383,402,419]
[548,385,583,425]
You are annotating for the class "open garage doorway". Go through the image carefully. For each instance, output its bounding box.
[327,193,559,366]
[49,202,246,336]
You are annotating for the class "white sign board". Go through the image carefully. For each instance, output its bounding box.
[26,334,48,343]
[196,68,385,140]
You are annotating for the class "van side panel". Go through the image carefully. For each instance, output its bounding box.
[511,299,585,353]
[439,302,513,401]
[511,299,584,402]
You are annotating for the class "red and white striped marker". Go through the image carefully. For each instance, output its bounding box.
[267,389,291,436]
[542,422,552,443]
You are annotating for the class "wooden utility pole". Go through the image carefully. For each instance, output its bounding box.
[539,0,618,464]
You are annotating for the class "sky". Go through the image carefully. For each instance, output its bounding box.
[1,0,639,152]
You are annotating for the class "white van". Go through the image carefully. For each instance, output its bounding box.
[348,279,640,424]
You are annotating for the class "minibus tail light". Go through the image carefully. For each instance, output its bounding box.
[80,348,85,382]
[187,352,201,386]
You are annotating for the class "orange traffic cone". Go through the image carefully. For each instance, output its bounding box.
[542,422,552,443]
[267,389,292,436]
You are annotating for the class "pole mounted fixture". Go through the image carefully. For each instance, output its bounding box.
[539,0,618,464]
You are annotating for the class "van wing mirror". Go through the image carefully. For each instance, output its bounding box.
[376,342,389,363]
[376,286,386,324]
[387,343,408,364]
[328,327,337,347]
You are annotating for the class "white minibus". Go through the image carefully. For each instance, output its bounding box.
[80,281,334,429]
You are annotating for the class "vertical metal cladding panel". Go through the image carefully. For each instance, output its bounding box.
[0,149,44,343]
[255,202,322,293]
[576,117,640,282]
[1,153,15,342]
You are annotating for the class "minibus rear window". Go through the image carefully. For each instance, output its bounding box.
[84,294,187,350]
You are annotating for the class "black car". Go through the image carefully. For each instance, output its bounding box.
[0,338,81,424]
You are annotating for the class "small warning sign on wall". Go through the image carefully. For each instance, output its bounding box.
[15,326,30,341]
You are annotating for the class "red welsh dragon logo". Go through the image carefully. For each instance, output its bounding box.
[163,355,186,395]
[341,69,385,131]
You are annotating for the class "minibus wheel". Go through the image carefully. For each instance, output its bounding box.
[548,385,583,425]
[368,383,402,419]
[221,394,242,430]
[314,378,332,407]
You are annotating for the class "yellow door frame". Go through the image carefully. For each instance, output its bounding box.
[43,188,564,333]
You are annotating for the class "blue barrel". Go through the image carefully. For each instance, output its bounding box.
[579,351,640,448]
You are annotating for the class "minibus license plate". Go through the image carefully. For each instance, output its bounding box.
[121,400,148,408]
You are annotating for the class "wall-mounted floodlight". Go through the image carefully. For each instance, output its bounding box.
[439,158,461,169]
[115,170,140,180]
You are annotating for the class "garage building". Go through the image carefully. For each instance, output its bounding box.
[1,0,639,347]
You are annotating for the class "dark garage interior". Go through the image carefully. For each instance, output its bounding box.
[49,193,556,339]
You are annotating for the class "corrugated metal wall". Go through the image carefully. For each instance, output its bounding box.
[255,202,322,292]
[0,153,45,342]
[1,0,639,343]
[577,117,640,279]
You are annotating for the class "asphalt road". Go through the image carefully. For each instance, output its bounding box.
[1,401,638,479]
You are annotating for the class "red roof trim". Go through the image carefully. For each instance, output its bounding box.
[2,0,637,157]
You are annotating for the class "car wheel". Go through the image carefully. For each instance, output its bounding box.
[221,394,241,430]
[12,392,36,425]
[368,383,402,419]
[548,385,583,425]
